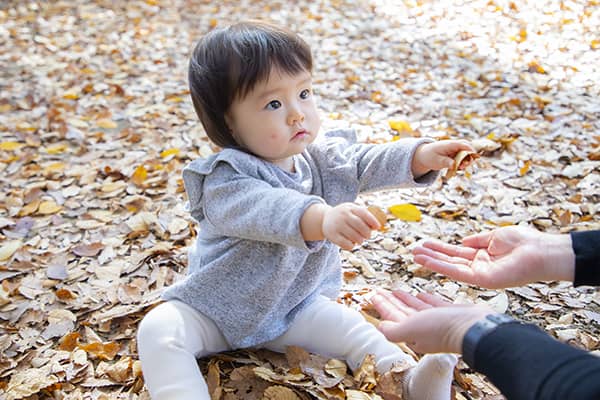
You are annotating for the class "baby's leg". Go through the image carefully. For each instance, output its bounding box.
[263,296,456,400]
[137,300,230,400]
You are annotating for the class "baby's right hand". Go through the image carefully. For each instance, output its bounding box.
[322,203,381,250]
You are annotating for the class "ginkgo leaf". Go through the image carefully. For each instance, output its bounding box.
[131,165,148,186]
[45,144,68,154]
[44,162,66,174]
[0,141,25,151]
[388,204,422,222]
[160,148,180,158]
[388,119,413,133]
[38,200,62,215]
[19,199,41,216]
[519,160,532,176]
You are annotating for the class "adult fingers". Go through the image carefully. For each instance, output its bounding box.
[371,293,411,323]
[415,292,454,307]
[412,254,480,285]
[389,289,433,311]
[413,245,473,265]
[462,230,494,249]
[416,240,478,260]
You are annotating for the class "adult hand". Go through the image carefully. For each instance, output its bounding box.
[322,203,380,250]
[371,289,492,354]
[412,226,575,289]
[411,140,475,178]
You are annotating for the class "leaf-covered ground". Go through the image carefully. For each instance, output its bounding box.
[1,0,599,399]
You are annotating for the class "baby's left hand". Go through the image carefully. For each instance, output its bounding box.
[411,140,475,178]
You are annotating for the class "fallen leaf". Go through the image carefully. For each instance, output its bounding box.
[72,242,104,257]
[388,204,422,222]
[0,240,22,261]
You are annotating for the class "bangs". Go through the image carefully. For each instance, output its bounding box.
[227,22,312,100]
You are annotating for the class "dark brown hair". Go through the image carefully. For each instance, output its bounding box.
[188,20,313,148]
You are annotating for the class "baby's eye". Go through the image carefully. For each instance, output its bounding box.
[266,100,281,110]
[299,89,311,99]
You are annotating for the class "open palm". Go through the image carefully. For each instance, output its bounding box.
[412,226,565,289]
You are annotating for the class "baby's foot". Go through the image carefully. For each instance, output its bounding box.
[403,354,458,400]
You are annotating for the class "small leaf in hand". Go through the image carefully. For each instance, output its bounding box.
[367,205,388,231]
[445,150,480,178]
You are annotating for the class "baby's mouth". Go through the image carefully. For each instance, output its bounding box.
[292,129,308,140]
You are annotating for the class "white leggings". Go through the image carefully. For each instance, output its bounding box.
[138,296,429,399]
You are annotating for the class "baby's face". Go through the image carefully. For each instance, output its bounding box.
[225,67,321,171]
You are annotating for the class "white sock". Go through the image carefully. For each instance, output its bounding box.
[404,354,458,400]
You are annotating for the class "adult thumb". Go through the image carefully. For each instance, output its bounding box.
[378,321,411,343]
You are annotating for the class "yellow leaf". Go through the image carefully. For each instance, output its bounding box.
[45,143,68,154]
[19,199,41,216]
[97,119,118,129]
[131,165,148,186]
[528,60,546,74]
[592,39,600,50]
[166,96,184,103]
[63,92,79,100]
[371,91,383,103]
[0,141,24,151]
[388,204,422,222]
[160,148,180,158]
[44,162,66,174]
[388,119,413,133]
[38,200,62,215]
[0,240,22,261]
[519,160,532,176]
[16,122,36,132]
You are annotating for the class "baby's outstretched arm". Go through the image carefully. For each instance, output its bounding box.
[411,140,475,178]
[300,203,380,250]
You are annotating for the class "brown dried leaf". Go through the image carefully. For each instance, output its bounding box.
[445,151,480,178]
[262,385,301,400]
[354,354,377,391]
[79,341,120,361]
[72,242,104,257]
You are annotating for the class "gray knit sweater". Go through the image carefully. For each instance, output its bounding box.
[163,129,436,348]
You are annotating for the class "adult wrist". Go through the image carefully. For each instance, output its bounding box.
[541,233,575,282]
[462,313,519,368]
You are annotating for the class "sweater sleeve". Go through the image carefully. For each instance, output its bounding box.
[472,322,600,400]
[310,130,439,200]
[571,230,600,287]
[347,138,439,193]
[201,162,324,249]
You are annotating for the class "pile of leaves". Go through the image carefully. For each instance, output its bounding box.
[0,0,598,399]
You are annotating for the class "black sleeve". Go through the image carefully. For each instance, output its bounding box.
[472,323,600,400]
[571,230,600,287]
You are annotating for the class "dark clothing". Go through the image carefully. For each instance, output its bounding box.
[572,230,600,287]
[471,230,600,400]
